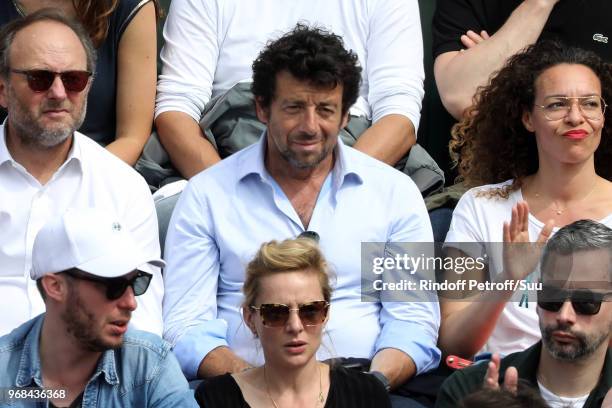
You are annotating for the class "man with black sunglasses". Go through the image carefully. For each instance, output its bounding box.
[437,220,612,408]
[0,208,198,407]
[0,10,164,337]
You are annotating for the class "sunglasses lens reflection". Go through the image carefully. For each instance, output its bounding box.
[537,286,603,315]
[24,70,90,92]
[258,301,329,327]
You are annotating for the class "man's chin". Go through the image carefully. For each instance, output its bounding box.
[285,151,329,169]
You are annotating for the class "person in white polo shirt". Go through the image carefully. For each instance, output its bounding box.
[0,10,163,336]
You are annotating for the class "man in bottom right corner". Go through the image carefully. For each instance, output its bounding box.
[437,219,611,408]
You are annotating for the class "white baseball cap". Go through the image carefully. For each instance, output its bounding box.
[31,208,165,279]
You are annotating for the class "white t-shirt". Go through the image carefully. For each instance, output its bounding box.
[538,381,589,408]
[0,126,164,336]
[445,180,612,355]
[155,0,424,129]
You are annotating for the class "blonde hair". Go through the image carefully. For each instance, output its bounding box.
[243,238,333,308]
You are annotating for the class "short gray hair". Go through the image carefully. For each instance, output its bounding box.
[541,219,612,279]
[0,8,96,78]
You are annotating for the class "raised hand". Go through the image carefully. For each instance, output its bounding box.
[502,201,554,281]
[483,353,518,394]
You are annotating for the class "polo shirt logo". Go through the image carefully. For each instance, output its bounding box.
[593,33,608,44]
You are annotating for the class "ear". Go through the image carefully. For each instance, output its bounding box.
[340,111,349,129]
[243,306,258,337]
[255,97,270,124]
[0,77,8,109]
[522,109,535,133]
[41,274,69,302]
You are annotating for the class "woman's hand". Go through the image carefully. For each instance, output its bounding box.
[501,201,553,281]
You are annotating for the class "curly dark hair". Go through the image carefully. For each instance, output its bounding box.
[450,40,612,197]
[251,23,362,116]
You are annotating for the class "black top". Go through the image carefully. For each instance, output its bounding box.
[0,0,150,145]
[432,0,612,61]
[195,366,391,408]
[436,342,612,408]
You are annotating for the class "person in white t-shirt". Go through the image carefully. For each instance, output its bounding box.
[155,0,424,179]
[0,10,164,336]
[440,40,612,358]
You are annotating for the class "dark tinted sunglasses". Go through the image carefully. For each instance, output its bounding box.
[537,284,612,315]
[250,300,329,327]
[64,269,152,300]
[11,69,91,93]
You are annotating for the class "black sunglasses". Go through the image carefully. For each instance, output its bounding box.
[250,300,329,327]
[64,269,152,300]
[11,69,91,93]
[537,284,612,315]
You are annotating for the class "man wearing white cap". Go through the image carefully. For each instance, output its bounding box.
[0,10,163,336]
[0,208,197,408]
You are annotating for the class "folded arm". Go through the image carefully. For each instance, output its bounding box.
[155,0,221,177]
[434,0,559,119]
[357,0,423,164]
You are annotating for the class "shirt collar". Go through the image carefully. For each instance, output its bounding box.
[15,314,119,387]
[0,121,12,166]
[15,315,45,387]
[0,120,83,173]
[236,130,363,191]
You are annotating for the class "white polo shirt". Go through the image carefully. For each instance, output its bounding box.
[0,124,164,336]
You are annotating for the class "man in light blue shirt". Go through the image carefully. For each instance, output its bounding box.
[0,208,197,407]
[163,24,440,407]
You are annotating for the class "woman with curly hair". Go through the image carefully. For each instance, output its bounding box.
[440,40,612,358]
[0,0,159,166]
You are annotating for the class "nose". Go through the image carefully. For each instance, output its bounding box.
[117,286,138,312]
[298,107,318,135]
[564,99,585,125]
[285,309,304,334]
[556,300,577,326]
[46,74,67,99]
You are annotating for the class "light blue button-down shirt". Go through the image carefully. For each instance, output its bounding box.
[163,135,441,379]
[0,314,197,407]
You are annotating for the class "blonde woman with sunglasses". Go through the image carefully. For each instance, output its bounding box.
[195,238,390,408]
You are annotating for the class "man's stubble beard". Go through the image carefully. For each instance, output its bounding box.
[541,321,610,361]
[8,85,87,149]
[61,283,126,353]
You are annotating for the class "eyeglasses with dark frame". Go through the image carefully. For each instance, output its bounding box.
[534,95,608,121]
[10,69,92,93]
[249,300,330,327]
[64,269,152,301]
[537,284,612,315]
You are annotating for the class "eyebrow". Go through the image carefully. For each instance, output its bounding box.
[544,94,601,98]
[281,99,339,107]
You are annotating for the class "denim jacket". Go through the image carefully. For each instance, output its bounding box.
[0,314,197,407]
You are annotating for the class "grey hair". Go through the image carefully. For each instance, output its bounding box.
[0,8,97,78]
[541,219,612,278]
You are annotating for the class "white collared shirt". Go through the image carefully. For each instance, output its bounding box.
[0,124,164,336]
